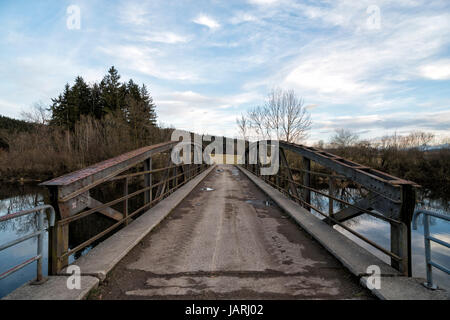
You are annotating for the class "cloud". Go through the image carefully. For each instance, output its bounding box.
[247,0,282,6]
[154,90,261,137]
[419,60,450,80]
[279,10,450,106]
[98,45,199,81]
[119,2,150,26]
[229,12,257,24]
[192,14,220,30]
[314,110,450,132]
[142,31,190,44]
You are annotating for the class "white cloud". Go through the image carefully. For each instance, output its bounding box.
[0,99,21,117]
[120,2,149,26]
[419,60,450,80]
[230,12,257,24]
[142,31,190,44]
[99,45,199,81]
[248,0,282,6]
[192,14,221,30]
[279,11,450,105]
[154,90,261,137]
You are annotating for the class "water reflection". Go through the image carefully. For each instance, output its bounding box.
[310,186,450,291]
[0,185,48,298]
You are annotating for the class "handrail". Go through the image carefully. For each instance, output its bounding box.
[0,205,55,284]
[412,209,450,289]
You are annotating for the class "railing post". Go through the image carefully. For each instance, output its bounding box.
[390,221,408,275]
[173,165,177,190]
[328,173,335,223]
[144,158,152,204]
[280,148,300,201]
[35,209,44,283]
[423,214,435,287]
[124,177,129,226]
[391,184,415,276]
[47,188,69,275]
[302,157,311,211]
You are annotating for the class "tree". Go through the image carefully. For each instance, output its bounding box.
[48,66,158,133]
[140,84,157,126]
[90,83,103,119]
[265,88,311,142]
[329,129,359,148]
[21,102,51,125]
[70,76,91,118]
[236,114,249,140]
[100,66,125,114]
[50,83,71,128]
[241,88,312,143]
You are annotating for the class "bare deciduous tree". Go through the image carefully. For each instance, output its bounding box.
[330,128,359,148]
[236,114,249,140]
[266,88,311,142]
[237,88,312,143]
[20,102,51,125]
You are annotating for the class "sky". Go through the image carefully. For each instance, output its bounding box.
[0,0,449,144]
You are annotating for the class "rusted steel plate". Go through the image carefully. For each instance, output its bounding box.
[41,141,177,186]
[276,141,417,202]
[40,141,177,201]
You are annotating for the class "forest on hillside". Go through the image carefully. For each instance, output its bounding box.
[0,67,172,181]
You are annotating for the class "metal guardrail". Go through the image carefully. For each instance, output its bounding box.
[413,209,450,289]
[0,205,55,284]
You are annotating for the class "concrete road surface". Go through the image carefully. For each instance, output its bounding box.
[90,165,372,299]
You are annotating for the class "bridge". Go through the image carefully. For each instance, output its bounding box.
[1,139,448,300]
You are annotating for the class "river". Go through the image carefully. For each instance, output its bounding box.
[0,183,449,298]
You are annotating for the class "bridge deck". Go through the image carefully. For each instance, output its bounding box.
[90,165,372,300]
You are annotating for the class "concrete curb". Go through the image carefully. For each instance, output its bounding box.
[360,276,448,300]
[2,276,99,300]
[237,166,448,300]
[61,165,215,281]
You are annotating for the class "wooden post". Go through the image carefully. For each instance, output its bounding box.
[302,157,311,211]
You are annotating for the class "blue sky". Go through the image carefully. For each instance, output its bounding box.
[0,0,449,143]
